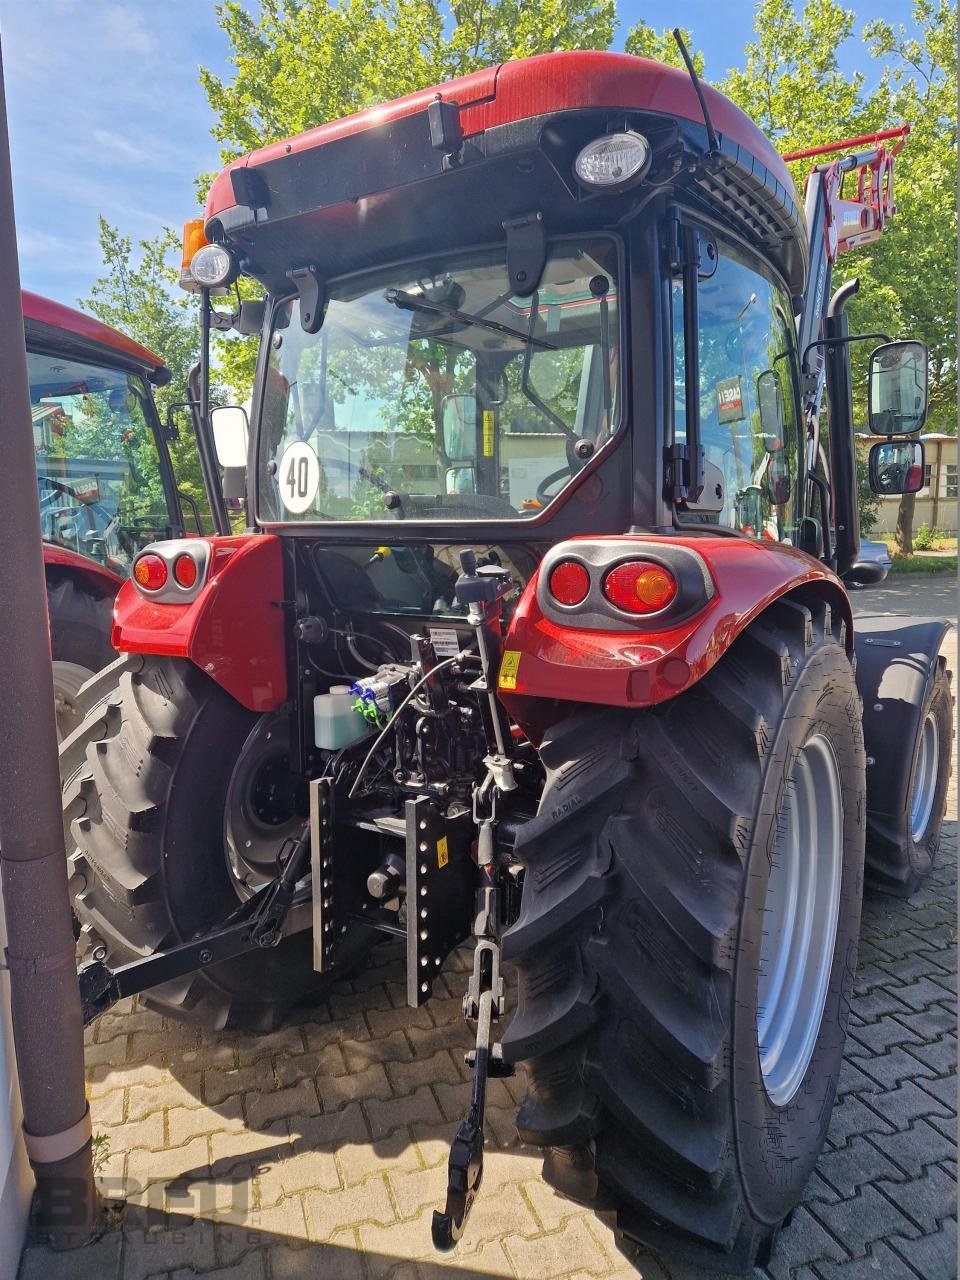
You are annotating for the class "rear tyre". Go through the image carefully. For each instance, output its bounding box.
[62,654,361,1030]
[46,575,115,742]
[864,658,953,898]
[502,598,865,1274]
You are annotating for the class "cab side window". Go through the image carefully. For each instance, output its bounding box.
[674,242,800,542]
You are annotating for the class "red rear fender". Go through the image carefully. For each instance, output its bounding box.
[498,535,852,738]
[112,535,287,712]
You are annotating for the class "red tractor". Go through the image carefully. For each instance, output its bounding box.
[63,48,952,1274]
[24,291,201,738]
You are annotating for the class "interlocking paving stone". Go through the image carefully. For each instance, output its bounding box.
[888,1217,958,1280]
[875,1162,958,1233]
[815,1238,928,1279]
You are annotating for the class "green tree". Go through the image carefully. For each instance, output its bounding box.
[201,0,616,153]
[81,218,211,527]
[623,21,702,73]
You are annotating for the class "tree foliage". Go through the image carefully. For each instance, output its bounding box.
[81,219,212,525]
[200,0,616,156]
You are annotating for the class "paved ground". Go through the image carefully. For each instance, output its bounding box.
[18,574,957,1280]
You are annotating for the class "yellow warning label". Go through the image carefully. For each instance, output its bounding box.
[482,410,495,457]
[499,650,521,691]
[437,836,449,868]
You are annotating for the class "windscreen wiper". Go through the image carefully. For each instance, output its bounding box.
[385,289,555,350]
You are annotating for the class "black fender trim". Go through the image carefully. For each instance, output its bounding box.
[854,613,951,823]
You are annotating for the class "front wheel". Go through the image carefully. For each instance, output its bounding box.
[864,656,953,897]
[501,597,866,1274]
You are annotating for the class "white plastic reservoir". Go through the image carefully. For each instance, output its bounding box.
[314,686,370,750]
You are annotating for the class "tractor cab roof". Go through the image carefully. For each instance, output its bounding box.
[22,290,167,382]
[205,50,807,299]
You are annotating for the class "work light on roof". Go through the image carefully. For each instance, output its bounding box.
[189,243,238,289]
[574,131,652,192]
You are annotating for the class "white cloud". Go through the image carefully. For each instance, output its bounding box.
[92,129,149,163]
[99,5,155,54]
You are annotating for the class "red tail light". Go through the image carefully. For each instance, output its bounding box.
[548,560,590,606]
[906,464,922,492]
[173,553,199,588]
[133,553,168,591]
[603,561,677,614]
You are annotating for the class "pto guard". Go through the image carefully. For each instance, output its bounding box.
[498,535,851,736]
[112,535,286,712]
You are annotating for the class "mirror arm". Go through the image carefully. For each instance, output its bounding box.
[177,489,204,535]
[800,332,891,365]
[191,314,231,538]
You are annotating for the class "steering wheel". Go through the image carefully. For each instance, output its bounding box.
[876,462,905,493]
[39,476,115,529]
[536,465,573,505]
[535,433,593,505]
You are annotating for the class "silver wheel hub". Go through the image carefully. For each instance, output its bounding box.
[757,733,844,1107]
[909,711,939,842]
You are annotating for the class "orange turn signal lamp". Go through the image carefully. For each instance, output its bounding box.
[547,558,678,616]
[179,218,210,292]
[133,553,168,591]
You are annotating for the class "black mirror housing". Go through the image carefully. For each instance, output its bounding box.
[868,439,925,495]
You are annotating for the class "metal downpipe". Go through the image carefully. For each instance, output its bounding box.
[0,44,98,1249]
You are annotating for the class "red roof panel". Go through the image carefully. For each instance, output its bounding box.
[206,51,796,221]
[22,290,165,372]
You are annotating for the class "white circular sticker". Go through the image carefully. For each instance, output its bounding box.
[278,440,321,514]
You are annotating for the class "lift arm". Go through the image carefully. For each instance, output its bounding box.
[790,124,910,428]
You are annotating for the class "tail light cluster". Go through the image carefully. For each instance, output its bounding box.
[131,540,211,603]
[537,540,715,631]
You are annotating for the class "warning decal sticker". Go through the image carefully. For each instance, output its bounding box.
[498,650,521,691]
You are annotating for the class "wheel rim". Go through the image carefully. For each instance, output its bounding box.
[51,660,96,743]
[223,715,306,899]
[910,711,940,842]
[757,733,843,1106]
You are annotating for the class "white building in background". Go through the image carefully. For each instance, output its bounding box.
[858,433,957,536]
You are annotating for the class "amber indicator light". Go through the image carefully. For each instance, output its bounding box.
[603,561,677,614]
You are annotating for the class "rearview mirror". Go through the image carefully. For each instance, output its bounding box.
[210,405,249,469]
[868,340,928,435]
[441,395,477,462]
[757,370,785,451]
[868,439,925,495]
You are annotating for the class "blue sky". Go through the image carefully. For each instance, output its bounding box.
[1,0,917,308]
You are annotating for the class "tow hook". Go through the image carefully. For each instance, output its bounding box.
[432,884,513,1249]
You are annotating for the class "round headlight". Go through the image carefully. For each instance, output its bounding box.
[574,131,652,192]
[189,243,238,288]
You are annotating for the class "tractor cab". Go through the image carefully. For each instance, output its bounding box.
[198,51,809,561]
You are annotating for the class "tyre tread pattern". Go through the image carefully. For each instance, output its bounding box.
[502,597,858,1273]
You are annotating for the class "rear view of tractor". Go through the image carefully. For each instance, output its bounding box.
[62,46,951,1274]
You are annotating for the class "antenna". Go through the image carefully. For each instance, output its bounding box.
[672,29,719,156]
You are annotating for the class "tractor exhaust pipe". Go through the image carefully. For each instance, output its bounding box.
[0,46,98,1249]
[824,278,862,578]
